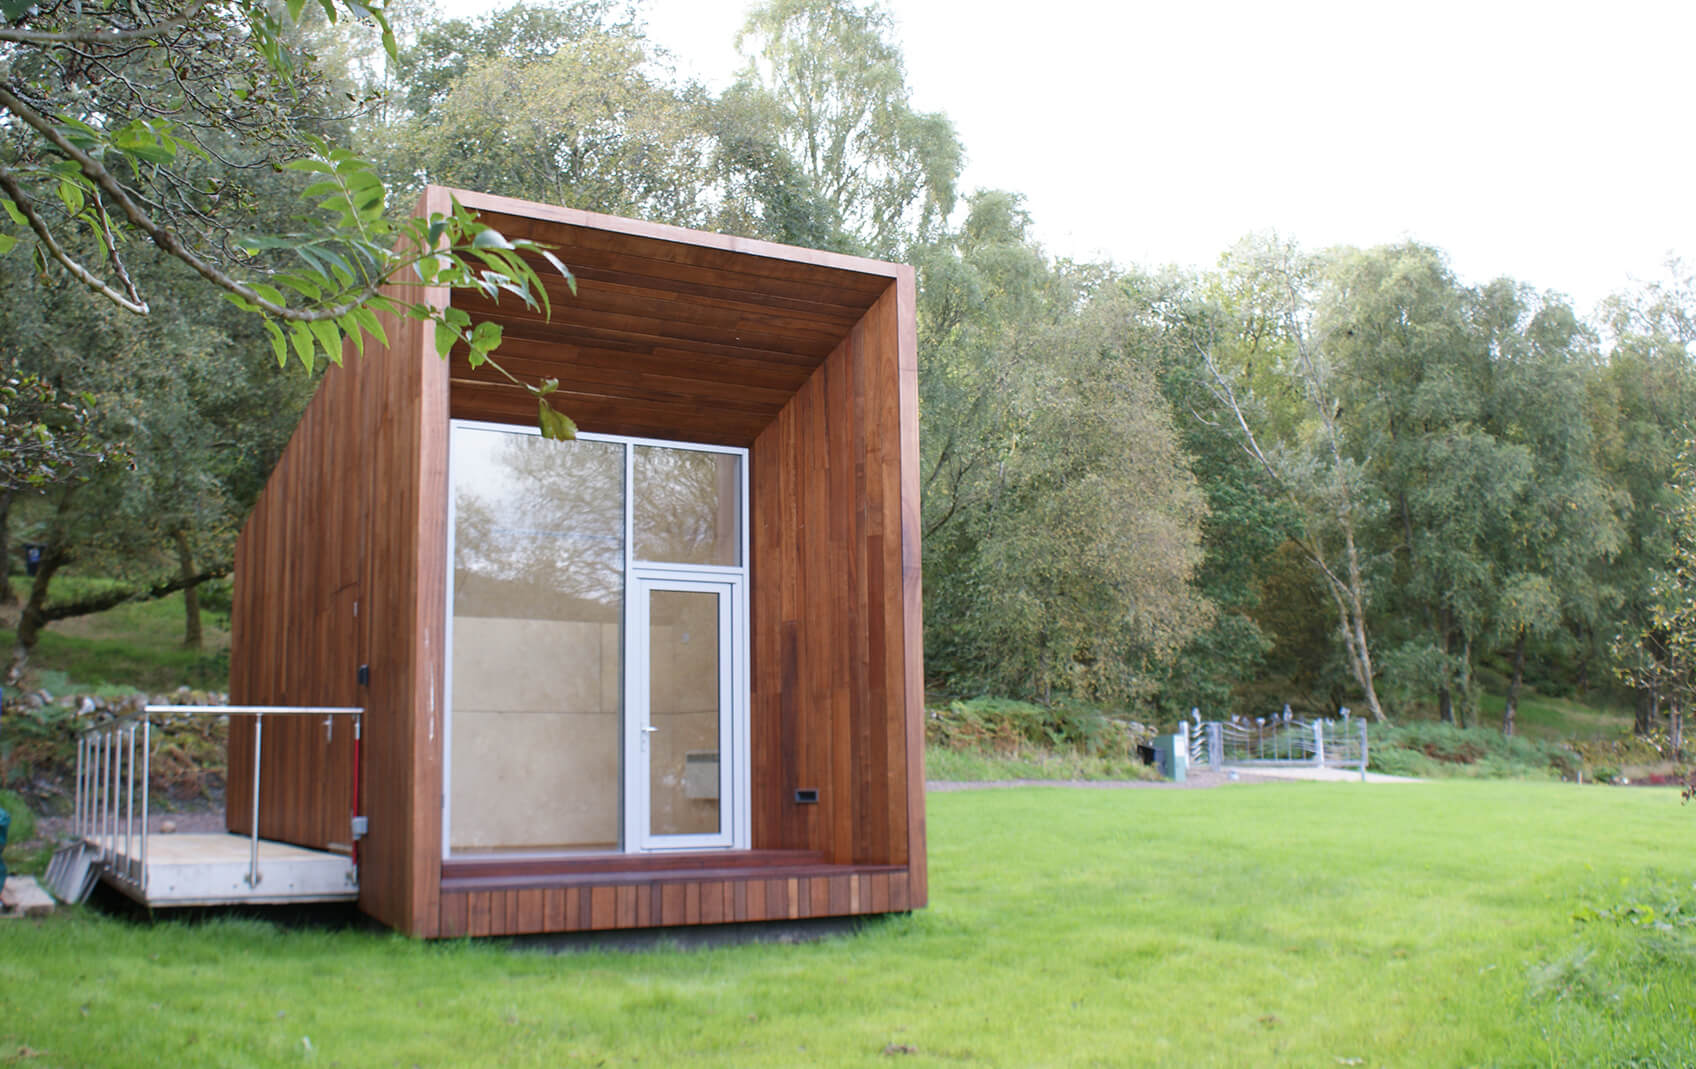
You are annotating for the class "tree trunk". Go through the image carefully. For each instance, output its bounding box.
[1503,628,1526,737]
[1458,637,1475,728]
[1672,697,1684,760]
[1438,683,1454,725]
[0,491,12,605]
[10,539,66,680]
[174,529,202,650]
[1633,687,1654,737]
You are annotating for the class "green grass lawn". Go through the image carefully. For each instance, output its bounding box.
[1,581,230,695]
[1475,689,1632,741]
[5,781,1695,1066]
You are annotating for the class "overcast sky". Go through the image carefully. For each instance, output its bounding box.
[451,0,1692,314]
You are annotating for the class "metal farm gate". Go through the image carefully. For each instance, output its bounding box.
[1184,709,1369,780]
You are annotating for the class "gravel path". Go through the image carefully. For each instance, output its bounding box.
[928,766,1419,791]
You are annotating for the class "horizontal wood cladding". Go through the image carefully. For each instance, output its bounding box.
[748,281,924,878]
[435,867,912,937]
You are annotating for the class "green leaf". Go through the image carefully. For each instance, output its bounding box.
[263,319,289,367]
[289,322,316,372]
[434,321,459,358]
[249,282,287,308]
[537,400,577,441]
[57,180,85,218]
[309,318,344,366]
[538,250,576,294]
[1,199,25,226]
[0,233,15,256]
[351,304,389,348]
[338,312,366,360]
[283,158,335,174]
[0,0,34,20]
[470,228,515,251]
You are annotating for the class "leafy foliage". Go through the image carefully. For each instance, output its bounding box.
[1613,442,1696,741]
[0,373,124,492]
[735,0,960,258]
[0,0,576,433]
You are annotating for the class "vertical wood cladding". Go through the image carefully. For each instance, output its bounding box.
[229,190,452,937]
[230,187,925,937]
[749,280,925,888]
[433,868,910,938]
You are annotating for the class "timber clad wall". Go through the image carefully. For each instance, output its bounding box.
[749,284,919,876]
[231,187,925,937]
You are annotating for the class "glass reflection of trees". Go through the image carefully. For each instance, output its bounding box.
[454,430,625,622]
[633,446,738,566]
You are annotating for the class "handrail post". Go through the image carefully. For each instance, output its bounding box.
[100,732,110,860]
[140,719,151,890]
[248,713,263,887]
[110,730,120,861]
[125,724,135,880]
[73,735,84,841]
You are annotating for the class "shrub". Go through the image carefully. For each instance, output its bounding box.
[1368,721,1574,780]
[926,697,1151,759]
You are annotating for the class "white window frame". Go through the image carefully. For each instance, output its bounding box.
[443,419,750,859]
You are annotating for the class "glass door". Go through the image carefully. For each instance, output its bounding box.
[626,572,741,851]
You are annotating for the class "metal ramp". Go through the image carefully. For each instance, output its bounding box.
[64,706,363,909]
[93,833,356,907]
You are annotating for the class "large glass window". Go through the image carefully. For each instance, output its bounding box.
[633,445,740,566]
[448,429,625,853]
[446,423,747,858]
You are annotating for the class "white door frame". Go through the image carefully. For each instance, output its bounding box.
[624,568,748,852]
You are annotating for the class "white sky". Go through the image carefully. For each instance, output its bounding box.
[468,0,1696,313]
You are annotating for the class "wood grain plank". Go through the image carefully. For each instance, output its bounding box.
[439,893,468,938]
[544,889,567,932]
[468,891,492,937]
[516,889,544,934]
[661,882,685,927]
[590,887,615,930]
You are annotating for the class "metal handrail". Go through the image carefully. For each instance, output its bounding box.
[76,705,364,891]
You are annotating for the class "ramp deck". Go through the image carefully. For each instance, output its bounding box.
[94,833,358,907]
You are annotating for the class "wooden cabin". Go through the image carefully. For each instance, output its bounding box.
[226,188,926,937]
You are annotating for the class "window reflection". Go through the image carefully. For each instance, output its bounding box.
[450,429,625,853]
[633,446,740,566]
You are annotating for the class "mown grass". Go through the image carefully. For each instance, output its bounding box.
[3,781,1694,1066]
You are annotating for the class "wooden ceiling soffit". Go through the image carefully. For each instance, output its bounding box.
[437,190,901,446]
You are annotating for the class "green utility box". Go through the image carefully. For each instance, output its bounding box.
[1152,734,1187,783]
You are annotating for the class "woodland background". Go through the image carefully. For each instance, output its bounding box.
[4,0,1694,744]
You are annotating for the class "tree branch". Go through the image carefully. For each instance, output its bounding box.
[0,167,150,313]
[0,81,384,323]
[40,562,229,623]
[0,0,211,45]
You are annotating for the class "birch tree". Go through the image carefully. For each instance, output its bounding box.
[1199,235,1387,721]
